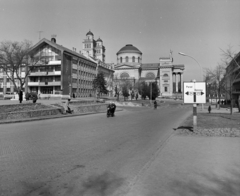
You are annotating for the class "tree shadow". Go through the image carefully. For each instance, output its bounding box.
[168,165,240,196]
[78,171,125,196]
[19,171,125,196]
[20,181,52,196]
[174,126,193,132]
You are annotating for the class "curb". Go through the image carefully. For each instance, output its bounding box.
[0,108,123,125]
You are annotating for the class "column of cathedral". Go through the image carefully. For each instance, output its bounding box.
[173,72,183,93]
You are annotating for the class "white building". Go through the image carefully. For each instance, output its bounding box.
[114,44,185,97]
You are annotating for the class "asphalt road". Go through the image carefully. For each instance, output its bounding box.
[0,103,191,196]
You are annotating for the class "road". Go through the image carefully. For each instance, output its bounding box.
[0,103,191,196]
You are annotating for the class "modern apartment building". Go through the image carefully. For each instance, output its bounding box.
[26,37,98,98]
[225,51,240,104]
[0,67,25,98]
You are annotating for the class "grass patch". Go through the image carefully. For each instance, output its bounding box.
[0,104,53,113]
[181,113,240,129]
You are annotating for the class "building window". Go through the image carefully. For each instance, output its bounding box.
[30,77,38,82]
[120,72,130,79]
[146,72,155,79]
[126,56,129,63]
[132,56,135,62]
[120,57,122,63]
[164,87,168,92]
[55,76,61,81]
[138,57,140,63]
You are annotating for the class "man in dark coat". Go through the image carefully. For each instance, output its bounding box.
[19,90,23,104]
[154,100,157,109]
[208,105,212,113]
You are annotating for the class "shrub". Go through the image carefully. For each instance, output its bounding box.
[25,92,38,103]
[25,92,30,100]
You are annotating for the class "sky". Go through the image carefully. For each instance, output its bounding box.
[1,0,240,81]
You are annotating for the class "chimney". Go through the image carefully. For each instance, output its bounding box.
[51,35,57,43]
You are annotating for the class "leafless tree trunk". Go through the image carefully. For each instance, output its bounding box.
[220,46,240,114]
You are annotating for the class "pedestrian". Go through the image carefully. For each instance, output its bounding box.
[154,100,157,109]
[135,93,138,101]
[208,105,211,113]
[19,90,23,104]
[65,98,73,114]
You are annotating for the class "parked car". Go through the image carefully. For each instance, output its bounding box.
[3,92,15,100]
[96,98,105,103]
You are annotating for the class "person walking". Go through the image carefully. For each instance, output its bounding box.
[135,93,138,101]
[208,105,212,113]
[153,100,157,109]
[19,90,23,104]
[65,98,73,114]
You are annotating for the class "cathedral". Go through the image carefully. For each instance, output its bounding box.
[114,44,185,97]
[82,30,106,62]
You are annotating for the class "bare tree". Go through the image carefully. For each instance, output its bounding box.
[113,74,135,101]
[0,40,35,92]
[204,64,226,109]
[220,46,240,114]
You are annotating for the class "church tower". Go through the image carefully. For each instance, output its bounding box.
[82,31,106,62]
[95,37,106,62]
[82,30,96,58]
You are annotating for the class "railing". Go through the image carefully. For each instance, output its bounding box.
[29,71,61,76]
[28,82,40,86]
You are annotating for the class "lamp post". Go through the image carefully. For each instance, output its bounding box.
[178,52,204,110]
[150,82,152,104]
[178,52,203,81]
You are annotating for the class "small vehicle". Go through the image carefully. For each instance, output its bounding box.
[107,107,114,117]
[154,101,157,109]
[107,103,116,117]
[3,92,15,100]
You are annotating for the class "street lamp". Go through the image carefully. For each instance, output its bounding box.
[178,52,203,81]
[178,52,204,110]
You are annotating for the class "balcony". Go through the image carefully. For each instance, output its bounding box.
[72,73,78,78]
[38,81,61,86]
[29,71,61,76]
[72,64,77,69]
[48,60,61,65]
[28,82,40,86]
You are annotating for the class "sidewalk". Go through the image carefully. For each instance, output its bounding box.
[126,135,240,196]
[125,106,240,196]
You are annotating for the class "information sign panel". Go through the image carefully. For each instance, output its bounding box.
[184,82,206,104]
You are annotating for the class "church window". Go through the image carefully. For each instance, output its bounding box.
[146,72,155,79]
[163,73,169,80]
[120,57,122,63]
[132,56,135,62]
[138,57,140,63]
[125,56,129,63]
[120,72,130,79]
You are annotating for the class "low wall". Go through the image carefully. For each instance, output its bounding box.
[71,103,108,114]
[0,103,63,120]
[70,100,96,105]
[0,103,109,121]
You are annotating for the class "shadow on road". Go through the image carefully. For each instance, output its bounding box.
[174,126,193,132]
[79,171,125,196]
[20,171,125,196]
[167,164,240,196]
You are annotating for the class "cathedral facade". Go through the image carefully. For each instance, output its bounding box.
[114,45,185,97]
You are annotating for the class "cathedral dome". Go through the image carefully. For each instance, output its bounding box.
[86,30,94,36]
[117,44,142,55]
[96,37,103,42]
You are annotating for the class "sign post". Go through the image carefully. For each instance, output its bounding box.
[184,81,206,131]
